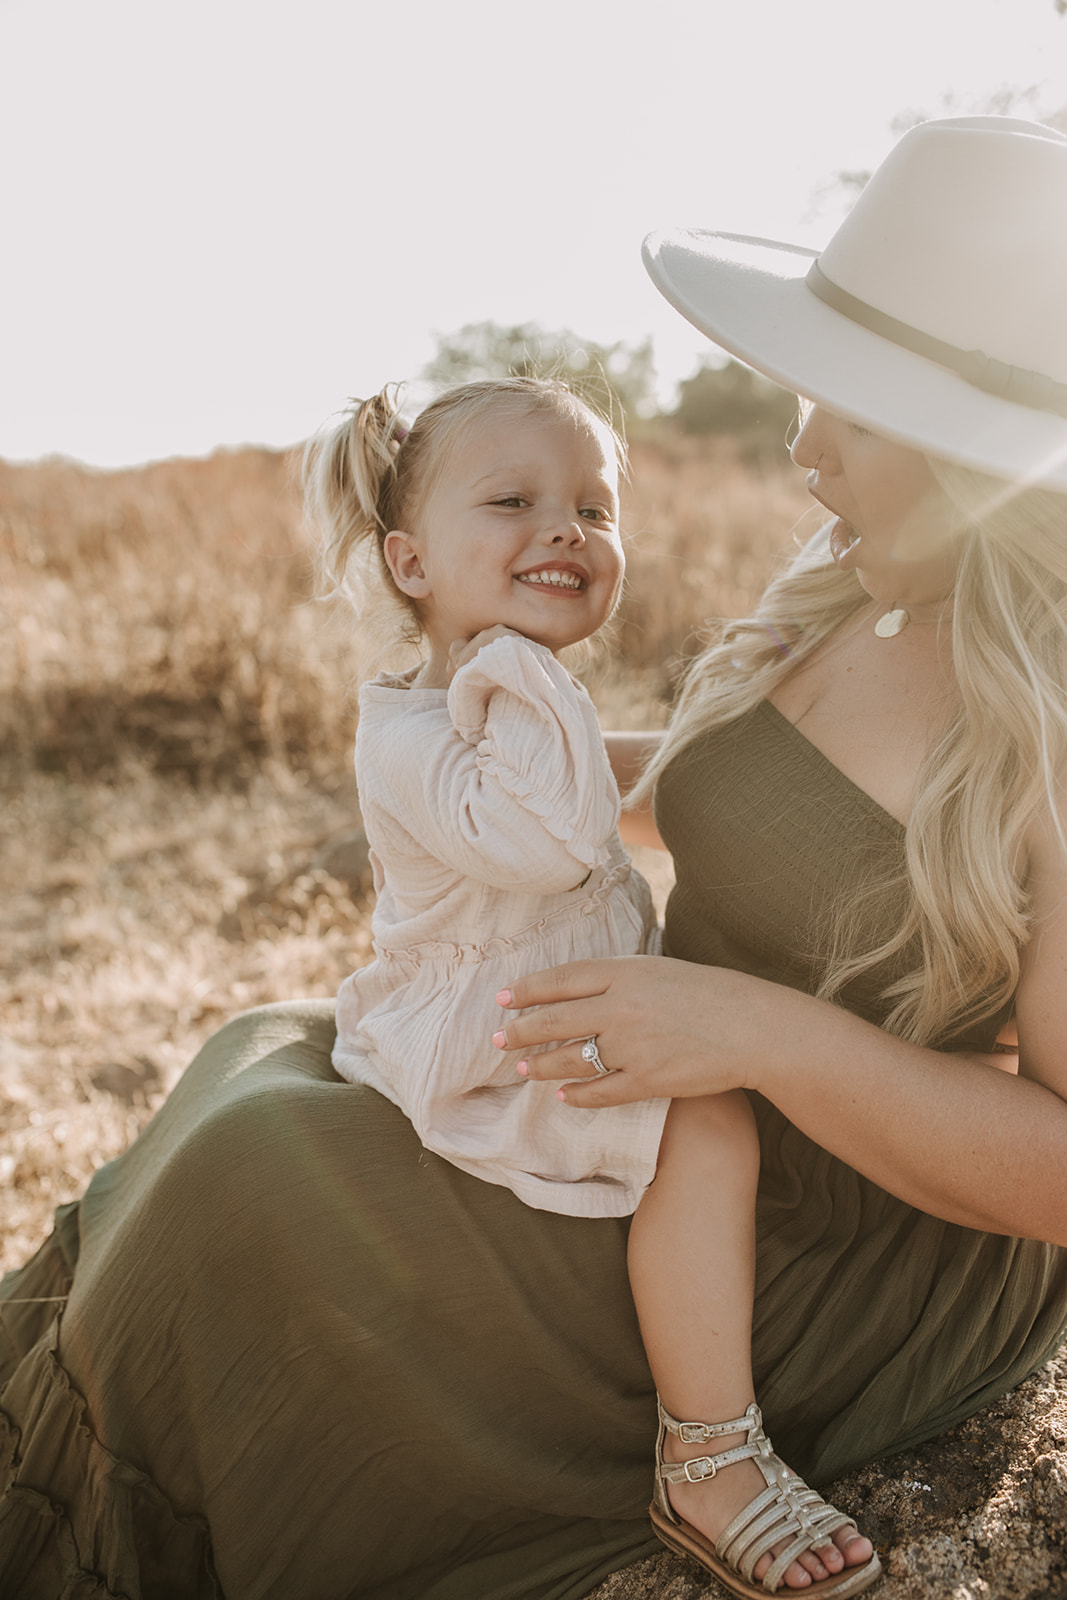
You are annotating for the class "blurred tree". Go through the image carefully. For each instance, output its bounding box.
[671,359,797,456]
[421,321,656,425]
[810,95,1067,221]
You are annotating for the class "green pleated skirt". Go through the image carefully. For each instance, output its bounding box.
[3,1000,1066,1599]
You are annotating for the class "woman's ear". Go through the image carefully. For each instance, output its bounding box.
[383,530,432,599]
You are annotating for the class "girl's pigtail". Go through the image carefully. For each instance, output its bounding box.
[303,383,408,600]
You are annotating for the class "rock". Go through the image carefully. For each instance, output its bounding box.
[589,1351,1067,1599]
[89,1057,163,1103]
[216,828,376,942]
[311,828,375,900]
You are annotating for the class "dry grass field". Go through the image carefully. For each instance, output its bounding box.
[0,432,814,1274]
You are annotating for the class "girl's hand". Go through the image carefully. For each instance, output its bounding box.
[493,957,777,1108]
[448,626,525,677]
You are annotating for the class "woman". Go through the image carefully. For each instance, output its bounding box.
[2,115,1066,1600]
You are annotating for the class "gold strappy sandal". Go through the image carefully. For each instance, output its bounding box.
[651,1398,882,1598]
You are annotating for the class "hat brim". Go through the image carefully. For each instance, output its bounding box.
[643,228,1067,492]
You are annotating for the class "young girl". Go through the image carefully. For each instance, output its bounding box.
[305,376,879,1598]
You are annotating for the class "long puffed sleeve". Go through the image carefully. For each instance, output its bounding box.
[364,635,621,894]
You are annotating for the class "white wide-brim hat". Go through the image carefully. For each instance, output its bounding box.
[643,116,1067,491]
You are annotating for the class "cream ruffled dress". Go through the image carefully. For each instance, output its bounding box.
[332,633,668,1216]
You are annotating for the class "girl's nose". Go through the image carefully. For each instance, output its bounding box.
[547,513,586,545]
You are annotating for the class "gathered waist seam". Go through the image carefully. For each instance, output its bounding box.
[374,860,638,964]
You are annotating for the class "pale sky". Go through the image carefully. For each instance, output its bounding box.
[2,0,1065,467]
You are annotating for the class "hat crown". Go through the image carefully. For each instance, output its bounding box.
[819,118,1067,387]
[641,114,1067,487]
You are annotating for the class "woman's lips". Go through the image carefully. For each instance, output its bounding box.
[829,516,860,568]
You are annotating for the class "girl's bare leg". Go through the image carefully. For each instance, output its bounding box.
[628,1092,874,1589]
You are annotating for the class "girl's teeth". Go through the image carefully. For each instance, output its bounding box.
[519,571,580,588]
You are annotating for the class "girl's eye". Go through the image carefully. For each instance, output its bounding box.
[492,496,526,508]
[581,507,609,523]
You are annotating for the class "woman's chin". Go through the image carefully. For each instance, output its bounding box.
[828,518,860,568]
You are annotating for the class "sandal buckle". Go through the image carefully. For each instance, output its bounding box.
[677,1422,713,1444]
[683,1455,717,1483]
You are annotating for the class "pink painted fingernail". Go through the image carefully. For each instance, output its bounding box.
[495,989,512,1006]
[516,1061,528,1077]
[556,1088,567,1102]
[492,1031,507,1049]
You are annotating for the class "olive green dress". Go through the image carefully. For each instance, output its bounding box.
[3,703,1066,1600]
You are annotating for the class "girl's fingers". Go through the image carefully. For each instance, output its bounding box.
[450,625,522,672]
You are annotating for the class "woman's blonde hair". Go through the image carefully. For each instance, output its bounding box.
[637,466,1067,1046]
[302,377,625,661]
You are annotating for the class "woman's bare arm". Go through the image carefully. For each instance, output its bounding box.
[497,753,1067,1246]
[496,797,1067,1246]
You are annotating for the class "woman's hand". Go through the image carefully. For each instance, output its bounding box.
[497,955,1067,1241]
[493,956,779,1107]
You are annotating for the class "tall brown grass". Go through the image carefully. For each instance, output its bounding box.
[0,433,812,1270]
[1,449,352,784]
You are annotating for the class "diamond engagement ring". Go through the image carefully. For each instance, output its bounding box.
[581,1036,611,1076]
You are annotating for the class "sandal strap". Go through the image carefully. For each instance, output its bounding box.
[656,1397,763,1445]
[653,1397,861,1595]
[658,1440,762,1486]
[655,1399,766,1487]
[716,1454,859,1591]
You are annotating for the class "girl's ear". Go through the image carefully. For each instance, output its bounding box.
[383,530,432,599]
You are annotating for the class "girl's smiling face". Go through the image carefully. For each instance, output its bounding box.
[791,403,962,610]
[384,403,625,679]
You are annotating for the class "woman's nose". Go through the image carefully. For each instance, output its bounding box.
[790,406,834,471]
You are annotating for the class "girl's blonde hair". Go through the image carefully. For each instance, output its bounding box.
[637,467,1067,1046]
[302,376,626,659]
